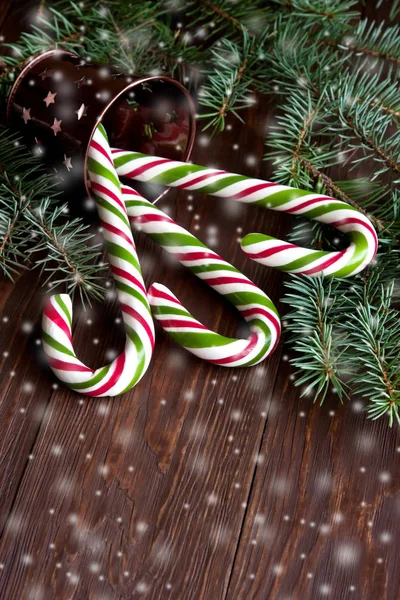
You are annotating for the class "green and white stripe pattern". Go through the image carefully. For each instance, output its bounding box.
[121,184,281,366]
[112,149,378,278]
[42,124,155,397]
[42,124,378,395]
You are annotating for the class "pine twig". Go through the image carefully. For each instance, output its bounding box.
[291,106,318,179]
[195,0,242,29]
[300,159,385,231]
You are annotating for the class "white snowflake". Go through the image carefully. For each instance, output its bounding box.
[320,584,331,596]
[378,471,391,483]
[334,542,360,566]
[136,521,148,534]
[21,554,33,566]
[136,582,148,593]
[231,409,242,422]
[21,321,33,333]
[68,513,78,525]
[380,532,392,544]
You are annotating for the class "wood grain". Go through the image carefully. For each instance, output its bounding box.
[226,363,400,600]
[0,2,399,599]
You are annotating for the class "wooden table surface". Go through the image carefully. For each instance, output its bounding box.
[0,2,399,599]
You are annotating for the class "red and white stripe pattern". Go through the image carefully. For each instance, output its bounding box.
[111,150,378,278]
[42,124,379,394]
[42,124,155,397]
[122,185,280,366]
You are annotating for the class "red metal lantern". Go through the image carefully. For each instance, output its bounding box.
[7,49,196,202]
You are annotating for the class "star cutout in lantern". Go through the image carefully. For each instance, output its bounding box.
[75,103,88,120]
[51,118,62,136]
[22,107,31,124]
[39,69,55,80]
[53,167,64,183]
[34,137,43,154]
[43,91,57,107]
[75,76,88,88]
[63,155,73,171]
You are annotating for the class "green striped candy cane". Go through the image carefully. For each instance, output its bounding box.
[111,149,378,278]
[42,125,155,397]
[121,183,281,366]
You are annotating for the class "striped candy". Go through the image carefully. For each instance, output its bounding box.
[112,150,378,278]
[122,185,280,366]
[42,124,155,397]
[42,124,378,395]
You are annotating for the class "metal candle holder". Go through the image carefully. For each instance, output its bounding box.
[7,49,196,202]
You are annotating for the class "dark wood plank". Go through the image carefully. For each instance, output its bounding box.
[0,270,56,534]
[225,4,400,595]
[0,1,20,32]
[0,0,56,536]
[0,95,289,598]
[1,2,399,599]
[226,360,400,600]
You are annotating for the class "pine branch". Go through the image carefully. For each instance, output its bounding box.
[341,279,400,426]
[337,68,400,123]
[26,200,104,304]
[282,276,349,403]
[290,104,319,180]
[1,1,200,86]
[259,21,348,97]
[264,26,400,186]
[0,196,29,278]
[192,0,242,29]
[185,0,271,39]
[334,102,400,179]
[263,21,400,123]
[265,88,400,243]
[282,253,400,419]
[0,129,104,301]
[265,91,341,186]
[272,0,359,20]
[335,19,400,66]
[198,28,271,132]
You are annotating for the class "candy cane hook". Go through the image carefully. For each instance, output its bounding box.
[122,185,280,366]
[42,125,155,397]
[112,151,378,278]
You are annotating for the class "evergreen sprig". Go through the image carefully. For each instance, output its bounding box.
[184,0,271,39]
[282,276,349,403]
[1,1,199,88]
[338,18,400,66]
[0,128,103,303]
[1,0,400,423]
[26,199,104,303]
[271,0,359,21]
[342,280,400,426]
[197,28,270,132]
[260,8,400,423]
[283,257,400,425]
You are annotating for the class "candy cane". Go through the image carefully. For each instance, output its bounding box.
[112,150,378,278]
[42,126,378,395]
[42,124,155,397]
[122,185,280,366]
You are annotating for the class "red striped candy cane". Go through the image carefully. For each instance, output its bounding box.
[121,185,280,366]
[112,150,377,278]
[42,124,155,397]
